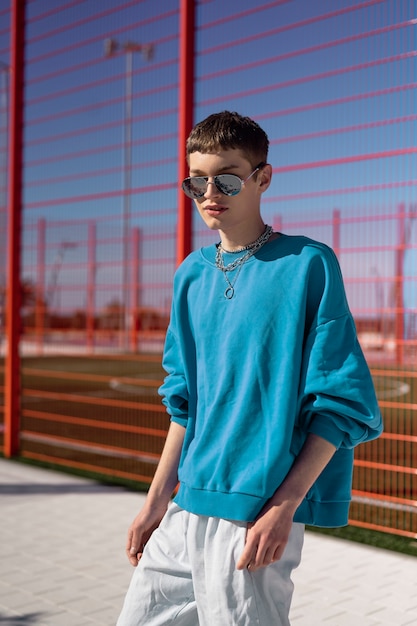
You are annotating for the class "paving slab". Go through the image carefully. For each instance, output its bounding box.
[1,458,415,625]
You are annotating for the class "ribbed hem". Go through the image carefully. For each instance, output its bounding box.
[174,484,266,522]
[175,484,351,527]
[294,499,350,527]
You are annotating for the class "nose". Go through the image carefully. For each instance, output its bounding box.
[204,179,221,199]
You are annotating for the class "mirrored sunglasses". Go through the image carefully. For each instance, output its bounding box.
[181,163,264,199]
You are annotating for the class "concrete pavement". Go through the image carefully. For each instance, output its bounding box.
[0,458,416,625]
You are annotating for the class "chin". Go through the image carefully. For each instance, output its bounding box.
[200,215,223,231]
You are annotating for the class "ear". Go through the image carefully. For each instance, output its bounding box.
[258,163,272,194]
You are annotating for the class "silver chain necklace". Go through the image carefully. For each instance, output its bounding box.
[215,225,273,299]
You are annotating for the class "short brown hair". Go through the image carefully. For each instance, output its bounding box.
[186,111,269,167]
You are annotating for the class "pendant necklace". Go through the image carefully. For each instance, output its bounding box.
[215,225,273,299]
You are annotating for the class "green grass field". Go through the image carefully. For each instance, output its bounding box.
[17,354,417,410]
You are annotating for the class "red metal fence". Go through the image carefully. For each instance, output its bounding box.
[0,0,416,539]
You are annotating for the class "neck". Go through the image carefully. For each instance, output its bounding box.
[219,223,268,252]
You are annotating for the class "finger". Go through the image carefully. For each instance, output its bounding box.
[236,523,258,570]
[237,555,256,571]
[262,547,279,567]
[126,530,140,552]
[236,544,254,570]
[126,543,138,565]
[125,529,133,552]
[246,540,280,572]
[247,553,267,572]
[272,541,286,562]
[126,528,142,565]
[236,540,258,571]
[128,544,146,567]
[251,543,285,571]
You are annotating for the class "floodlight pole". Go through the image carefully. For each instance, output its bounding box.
[104,39,153,351]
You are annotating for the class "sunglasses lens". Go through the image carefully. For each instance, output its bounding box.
[182,177,207,199]
[182,174,243,199]
[215,174,242,196]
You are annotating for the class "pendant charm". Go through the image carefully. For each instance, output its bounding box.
[215,225,274,300]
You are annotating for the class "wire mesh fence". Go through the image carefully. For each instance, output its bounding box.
[0,0,416,539]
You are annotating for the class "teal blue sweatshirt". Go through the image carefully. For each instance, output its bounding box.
[159,234,383,527]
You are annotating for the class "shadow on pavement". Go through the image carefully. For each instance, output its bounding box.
[0,483,123,495]
[0,613,44,624]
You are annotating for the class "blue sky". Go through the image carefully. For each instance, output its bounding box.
[0,0,416,316]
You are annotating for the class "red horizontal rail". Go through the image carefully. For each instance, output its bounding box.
[27,6,178,66]
[201,0,384,35]
[264,178,417,204]
[23,367,162,388]
[257,82,417,122]
[352,490,417,509]
[25,182,177,210]
[355,460,417,475]
[27,0,148,44]
[27,158,158,191]
[272,147,417,175]
[22,430,162,464]
[25,132,177,168]
[26,82,177,127]
[378,400,417,411]
[269,114,417,146]
[372,369,417,379]
[22,451,154,485]
[23,388,166,413]
[202,52,417,107]
[28,0,85,24]
[352,489,417,513]
[24,206,175,228]
[378,433,417,445]
[23,408,167,438]
[24,109,177,148]
[349,519,417,540]
[200,0,290,31]
[27,56,177,108]
[203,20,413,77]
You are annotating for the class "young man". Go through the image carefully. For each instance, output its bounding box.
[117,111,382,625]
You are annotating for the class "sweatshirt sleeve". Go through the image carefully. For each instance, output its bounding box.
[159,325,189,427]
[158,259,197,429]
[297,245,383,449]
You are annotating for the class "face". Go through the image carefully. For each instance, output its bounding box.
[186,149,271,234]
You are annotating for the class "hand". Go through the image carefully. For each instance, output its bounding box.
[236,434,336,572]
[125,505,166,566]
[236,501,296,572]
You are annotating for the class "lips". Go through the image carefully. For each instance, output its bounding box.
[204,205,227,216]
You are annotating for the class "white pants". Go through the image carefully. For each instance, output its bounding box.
[117,503,304,626]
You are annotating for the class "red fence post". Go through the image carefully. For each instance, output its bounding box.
[130,226,140,352]
[176,0,196,265]
[87,220,96,353]
[5,0,26,457]
[35,218,46,354]
[332,209,341,260]
[395,203,405,365]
